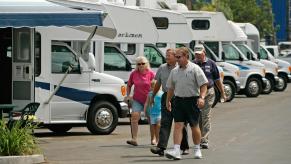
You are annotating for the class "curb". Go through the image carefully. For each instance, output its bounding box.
[0,154,45,164]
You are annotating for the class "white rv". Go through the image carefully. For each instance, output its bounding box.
[260,46,291,91]
[178,11,266,97]
[51,0,160,82]
[235,22,291,91]
[231,22,279,94]
[0,0,128,135]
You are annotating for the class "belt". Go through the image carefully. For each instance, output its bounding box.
[175,96,198,100]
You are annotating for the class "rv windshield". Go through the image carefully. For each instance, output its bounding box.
[144,45,165,68]
[222,44,247,61]
[236,44,258,61]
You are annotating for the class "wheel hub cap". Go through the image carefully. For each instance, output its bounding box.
[95,108,113,129]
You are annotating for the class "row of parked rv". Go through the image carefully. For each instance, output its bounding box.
[1,0,290,135]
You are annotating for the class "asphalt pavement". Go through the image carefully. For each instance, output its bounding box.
[36,85,291,164]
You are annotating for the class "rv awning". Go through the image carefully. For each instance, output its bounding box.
[0,0,103,28]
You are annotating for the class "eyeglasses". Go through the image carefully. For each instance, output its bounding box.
[175,56,182,59]
[137,63,146,66]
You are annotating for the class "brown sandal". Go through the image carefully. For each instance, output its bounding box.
[126,140,138,146]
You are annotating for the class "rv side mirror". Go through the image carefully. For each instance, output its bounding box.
[221,52,226,61]
[87,52,96,70]
[246,52,252,60]
[257,52,261,60]
[239,55,244,61]
[126,62,132,71]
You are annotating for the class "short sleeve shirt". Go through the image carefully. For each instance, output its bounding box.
[155,63,177,92]
[194,58,220,88]
[166,62,208,97]
[128,69,155,104]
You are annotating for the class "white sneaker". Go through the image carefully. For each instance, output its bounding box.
[193,148,202,159]
[165,149,181,160]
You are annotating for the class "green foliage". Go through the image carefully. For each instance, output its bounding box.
[0,120,40,156]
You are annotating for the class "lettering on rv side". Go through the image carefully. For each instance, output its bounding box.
[117,32,142,38]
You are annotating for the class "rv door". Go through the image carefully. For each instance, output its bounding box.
[12,28,35,110]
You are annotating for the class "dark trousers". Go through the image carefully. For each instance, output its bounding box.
[157,93,189,150]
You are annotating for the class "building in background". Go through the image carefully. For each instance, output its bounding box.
[270,0,290,43]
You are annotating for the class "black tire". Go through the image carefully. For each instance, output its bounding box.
[274,75,287,91]
[87,101,118,135]
[261,75,274,94]
[212,85,220,108]
[223,79,236,102]
[245,77,262,97]
[47,124,72,134]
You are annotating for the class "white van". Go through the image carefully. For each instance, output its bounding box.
[0,0,128,135]
[235,22,290,91]
[260,45,291,91]
[232,22,279,94]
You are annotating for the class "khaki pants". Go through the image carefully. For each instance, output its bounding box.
[199,87,215,144]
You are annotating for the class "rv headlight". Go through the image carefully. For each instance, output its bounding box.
[289,66,291,73]
[121,85,126,97]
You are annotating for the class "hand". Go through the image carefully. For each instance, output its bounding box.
[197,98,205,109]
[124,96,131,107]
[166,101,172,112]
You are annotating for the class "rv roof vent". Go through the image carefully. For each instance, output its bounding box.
[171,3,188,11]
[157,1,171,9]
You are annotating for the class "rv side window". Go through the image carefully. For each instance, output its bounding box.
[125,44,136,55]
[236,45,253,58]
[144,46,164,68]
[51,45,80,74]
[156,43,167,48]
[104,46,127,71]
[192,20,210,30]
[153,17,169,29]
[205,42,219,56]
[266,48,274,56]
[259,48,268,59]
[222,44,240,60]
[35,32,41,77]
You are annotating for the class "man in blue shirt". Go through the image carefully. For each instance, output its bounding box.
[193,44,226,149]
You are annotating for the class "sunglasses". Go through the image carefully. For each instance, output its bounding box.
[175,56,182,59]
[137,63,146,66]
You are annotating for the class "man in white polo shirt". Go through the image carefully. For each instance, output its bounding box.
[165,47,208,160]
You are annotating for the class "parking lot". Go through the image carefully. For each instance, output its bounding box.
[36,86,291,164]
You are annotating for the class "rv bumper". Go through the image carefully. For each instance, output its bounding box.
[119,101,129,118]
[235,80,241,92]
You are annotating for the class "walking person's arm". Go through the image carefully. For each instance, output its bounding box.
[215,79,226,102]
[166,88,174,112]
[150,82,161,106]
[197,84,207,109]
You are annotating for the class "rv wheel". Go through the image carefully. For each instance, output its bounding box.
[87,101,118,135]
[223,79,236,102]
[274,75,287,91]
[245,77,262,97]
[262,76,274,94]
